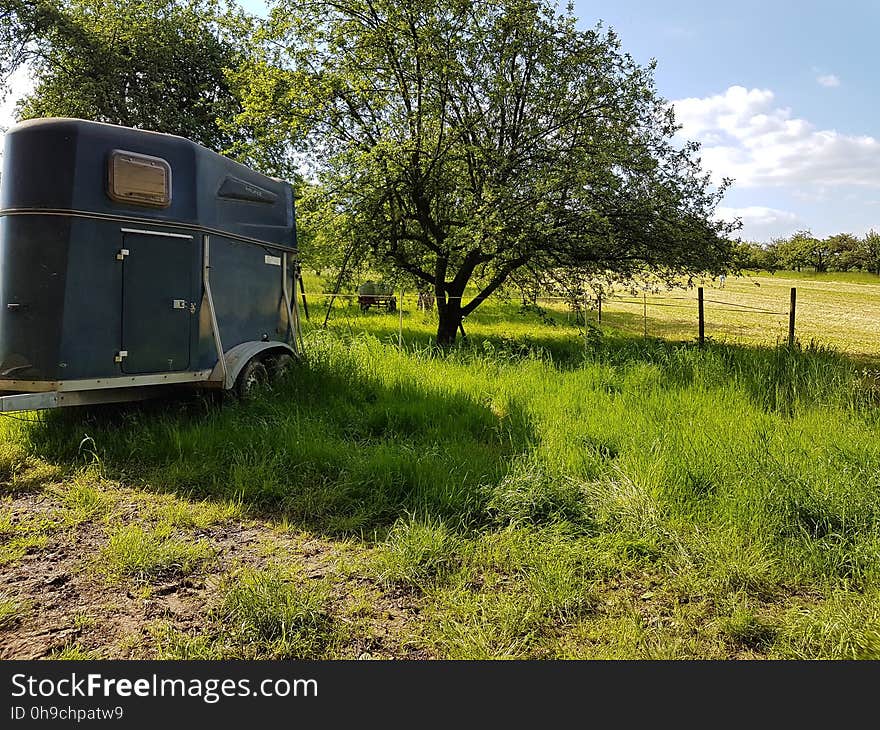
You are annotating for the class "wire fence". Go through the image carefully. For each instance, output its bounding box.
[301,278,880,360]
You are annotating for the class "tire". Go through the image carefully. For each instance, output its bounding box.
[268,353,295,383]
[235,358,268,401]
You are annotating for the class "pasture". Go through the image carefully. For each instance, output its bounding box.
[2,271,880,659]
[314,269,880,363]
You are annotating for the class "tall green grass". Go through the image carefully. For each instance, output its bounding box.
[9,321,880,657]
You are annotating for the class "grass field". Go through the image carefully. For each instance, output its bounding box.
[599,270,880,360]
[310,269,880,362]
[3,271,880,659]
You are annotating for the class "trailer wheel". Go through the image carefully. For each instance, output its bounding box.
[235,358,268,400]
[268,353,295,382]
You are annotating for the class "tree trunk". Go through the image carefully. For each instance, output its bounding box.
[436,299,463,346]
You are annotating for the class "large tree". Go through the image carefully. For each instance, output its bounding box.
[774,230,825,273]
[0,0,246,151]
[826,232,861,272]
[861,230,880,276]
[233,0,736,343]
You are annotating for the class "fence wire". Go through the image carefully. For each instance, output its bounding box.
[301,279,880,362]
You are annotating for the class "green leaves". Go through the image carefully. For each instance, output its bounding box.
[3,0,246,150]
[238,1,735,342]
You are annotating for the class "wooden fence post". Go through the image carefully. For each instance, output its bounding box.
[788,287,797,348]
[398,286,404,350]
[582,290,589,351]
[643,292,647,337]
[597,292,602,324]
[698,287,705,346]
[297,271,310,321]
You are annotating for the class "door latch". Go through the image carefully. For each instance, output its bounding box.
[172,299,187,310]
[114,350,128,363]
[116,248,129,261]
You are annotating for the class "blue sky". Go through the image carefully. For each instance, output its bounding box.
[571,0,880,242]
[4,0,879,242]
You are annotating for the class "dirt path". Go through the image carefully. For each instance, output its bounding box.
[0,477,425,659]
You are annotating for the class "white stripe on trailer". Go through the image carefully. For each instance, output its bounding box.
[120,227,194,239]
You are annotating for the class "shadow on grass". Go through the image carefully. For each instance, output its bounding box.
[16,319,874,540]
[22,361,536,537]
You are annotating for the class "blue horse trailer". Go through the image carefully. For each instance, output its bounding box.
[0,117,303,411]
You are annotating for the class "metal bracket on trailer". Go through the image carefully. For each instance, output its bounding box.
[281,251,304,357]
[0,391,60,412]
[0,385,186,413]
[202,234,229,388]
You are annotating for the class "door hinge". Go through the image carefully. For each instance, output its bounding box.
[114,350,128,363]
[116,248,129,261]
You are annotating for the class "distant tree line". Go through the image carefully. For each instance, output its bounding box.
[734,230,880,275]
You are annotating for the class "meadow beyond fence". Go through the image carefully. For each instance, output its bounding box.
[311,271,880,364]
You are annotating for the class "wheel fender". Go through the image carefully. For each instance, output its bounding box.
[211,341,297,390]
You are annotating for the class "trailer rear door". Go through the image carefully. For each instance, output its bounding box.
[120,231,193,374]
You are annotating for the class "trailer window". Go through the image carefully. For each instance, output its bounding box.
[107,150,171,208]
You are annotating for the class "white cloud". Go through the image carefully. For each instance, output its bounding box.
[714,205,803,241]
[715,205,798,226]
[661,24,697,40]
[816,73,841,88]
[672,85,880,188]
